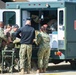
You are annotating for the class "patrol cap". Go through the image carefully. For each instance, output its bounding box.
[13,24,19,28]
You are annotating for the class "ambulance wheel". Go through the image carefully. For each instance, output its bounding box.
[70,61,76,70]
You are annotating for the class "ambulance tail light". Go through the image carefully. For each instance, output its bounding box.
[55,51,62,56]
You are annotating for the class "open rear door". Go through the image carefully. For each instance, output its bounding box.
[0,9,20,27]
[58,8,66,49]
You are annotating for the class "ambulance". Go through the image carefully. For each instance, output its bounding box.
[0,0,76,69]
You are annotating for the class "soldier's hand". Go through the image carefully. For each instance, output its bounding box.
[33,39,36,42]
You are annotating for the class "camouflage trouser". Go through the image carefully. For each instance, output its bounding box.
[37,47,50,69]
[19,44,32,70]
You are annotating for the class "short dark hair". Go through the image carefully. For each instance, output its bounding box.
[13,24,19,28]
[40,26,46,32]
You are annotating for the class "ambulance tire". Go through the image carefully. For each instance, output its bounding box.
[70,61,76,70]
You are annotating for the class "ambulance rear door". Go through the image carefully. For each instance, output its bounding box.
[58,8,66,49]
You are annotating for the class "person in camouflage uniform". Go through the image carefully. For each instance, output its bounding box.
[10,25,20,49]
[0,22,7,71]
[36,25,50,73]
[0,22,7,50]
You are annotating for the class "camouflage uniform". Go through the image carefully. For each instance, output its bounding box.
[0,27,7,67]
[0,27,7,50]
[19,44,32,70]
[13,38,20,48]
[37,32,50,69]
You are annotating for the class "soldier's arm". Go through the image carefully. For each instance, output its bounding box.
[0,32,7,42]
[36,34,42,45]
[15,28,21,38]
[13,38,20,44]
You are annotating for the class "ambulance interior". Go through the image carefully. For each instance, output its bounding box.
[29,10,57,32]
[28,9,58,48]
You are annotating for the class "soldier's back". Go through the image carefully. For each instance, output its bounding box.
[39,32,50,49]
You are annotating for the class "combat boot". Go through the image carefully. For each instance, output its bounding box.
[40,68,43,73]
[27,69,30,74]
[43,68,46,73]
[37,68,43,73]
[20,68,25,75]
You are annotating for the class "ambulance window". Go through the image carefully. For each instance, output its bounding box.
[3,11,16,25]
[59,10,63,25]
